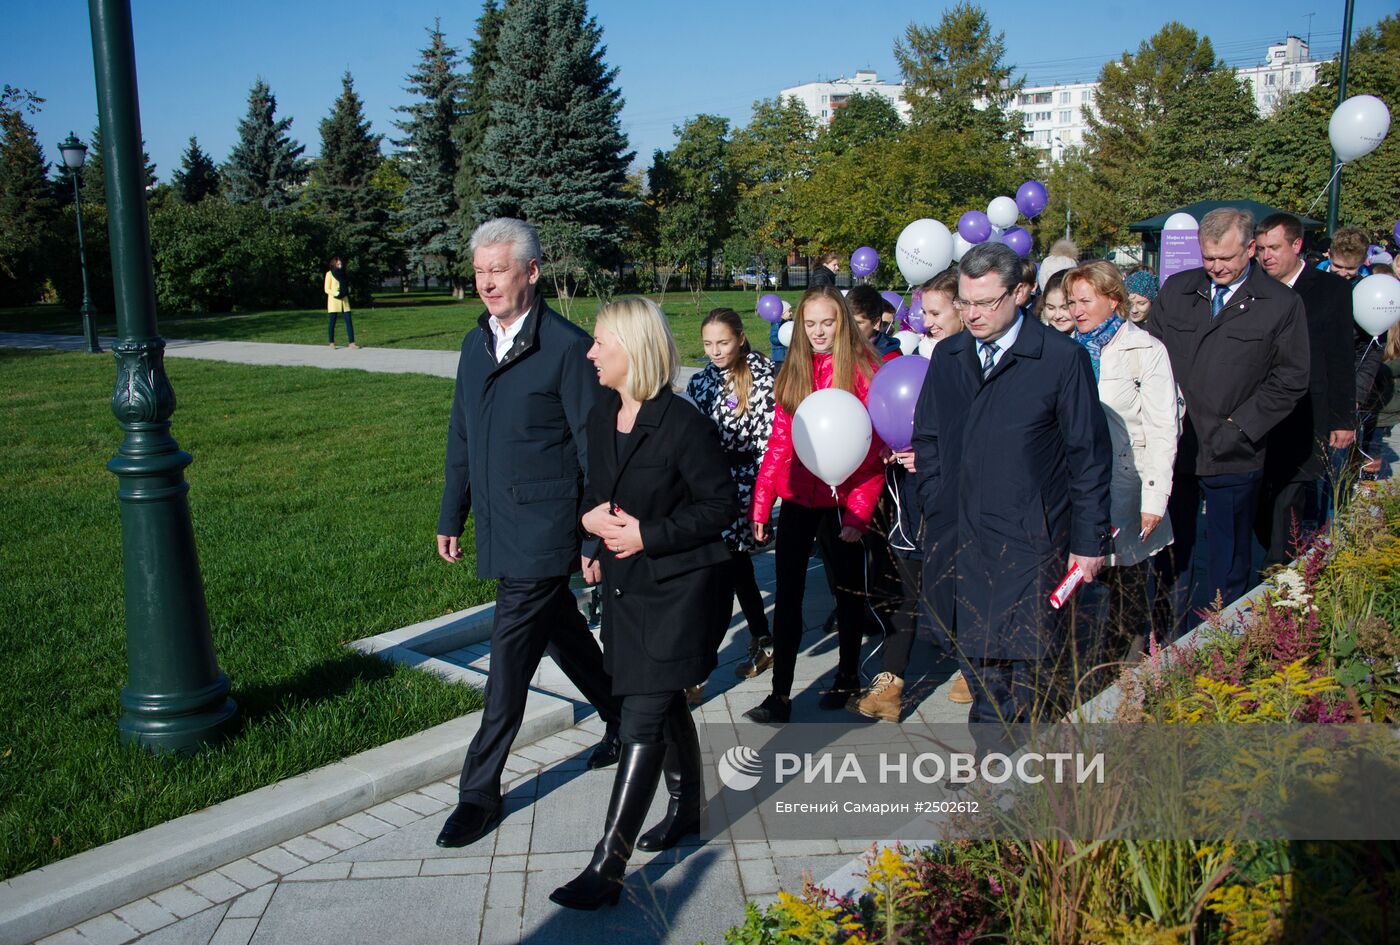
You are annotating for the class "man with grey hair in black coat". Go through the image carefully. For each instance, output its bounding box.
[1146,207,1309,635]
[434,217,622,849]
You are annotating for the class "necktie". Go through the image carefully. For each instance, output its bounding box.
[980,341,999,377]
[1211,284,1229,318]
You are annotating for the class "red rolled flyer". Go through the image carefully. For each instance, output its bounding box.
[1048,528,1119,610]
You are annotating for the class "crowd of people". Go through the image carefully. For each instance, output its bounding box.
[427,211,1395,909]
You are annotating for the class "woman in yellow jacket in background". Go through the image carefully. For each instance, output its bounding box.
[325,256,358,349]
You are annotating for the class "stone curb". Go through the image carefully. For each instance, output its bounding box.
[0,654,575,945]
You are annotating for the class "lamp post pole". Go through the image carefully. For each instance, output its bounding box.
[87,0,238,753]
[58,133,101,353]
[1325,0,1356,237]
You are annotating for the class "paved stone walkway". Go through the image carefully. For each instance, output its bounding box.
[0,333,700,388]
[31,543,966,945]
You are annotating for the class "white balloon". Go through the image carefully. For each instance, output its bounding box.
[791,388,873,488]
[777,320,794,347]
[1353,274,1400,337]
[951,232,975,262]
[917,336,937,358]
[1329,94,1392,163]
[1163,212,1199,231]
[895,219,954,285]
[987,196,1019,229]
[893,330,922,356]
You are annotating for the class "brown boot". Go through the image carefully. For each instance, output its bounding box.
[848,672,903,722]
[947,670,973,704]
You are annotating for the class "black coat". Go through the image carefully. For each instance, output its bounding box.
[809,264,837,288]
[1264,265,1354,482]
[912,315,1113,661]
[583,388,739,695]
[437,294,600,579]
[1146,265,1310,476]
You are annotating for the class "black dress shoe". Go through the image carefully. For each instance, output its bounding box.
[435,802,501,848]
[743,693,791,724]
[818,673,861,710]
[586,732,621,769]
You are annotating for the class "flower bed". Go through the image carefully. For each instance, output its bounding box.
[709,482,1400,944]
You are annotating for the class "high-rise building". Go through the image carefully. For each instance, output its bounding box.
[781,39,1325,160]
[779,69,911,124]
[1235,37,1323,116]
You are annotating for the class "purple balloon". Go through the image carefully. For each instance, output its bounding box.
[866,355,930,451]
[879,290,908,324]
[850,246,879,278]
[1394,219,1400,245]
[1016,180,1048,218]
[957,210,992,244]
[1001,226,1032,258]
[758,293,784,323]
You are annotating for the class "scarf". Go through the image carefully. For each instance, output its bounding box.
[1074,313,1124,382]
[330,266,346,299]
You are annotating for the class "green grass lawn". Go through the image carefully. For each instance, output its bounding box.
[0,349,498,881]
[1,287,808,365]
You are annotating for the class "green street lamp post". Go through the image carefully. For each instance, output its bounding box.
[1325,0,1356,237]
[88,0,238,753]
[57,132,102,354]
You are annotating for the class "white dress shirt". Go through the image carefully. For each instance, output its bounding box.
[978,313,1024,373]
[489,310,528,362]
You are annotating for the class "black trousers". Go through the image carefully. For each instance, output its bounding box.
[458,576,623,808]
[1079,561,1151,696]
[1156,469,1263,638]
[1254,478,1312,569]
[770,501,866,699]
[618,690,690,745]
[965,658,1067,725]
[730,550,770,641]
[869,548,922,678]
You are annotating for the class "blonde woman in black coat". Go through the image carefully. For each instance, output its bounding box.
[550,297,738,910]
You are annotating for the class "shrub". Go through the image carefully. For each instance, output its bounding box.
[149,200,330,314]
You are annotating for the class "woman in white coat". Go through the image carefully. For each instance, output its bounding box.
[1063,261,1178,662]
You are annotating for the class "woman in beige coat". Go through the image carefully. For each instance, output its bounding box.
[324,256,358,349]
[1064,261,1178,661]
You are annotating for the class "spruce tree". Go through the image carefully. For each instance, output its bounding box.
[225,79,307,208]
[0,97,57,304]
[172,136,220,202]
[477,0,635,269]
[454,0,505,240]
[308,72,392,301]
[393,20,466,290]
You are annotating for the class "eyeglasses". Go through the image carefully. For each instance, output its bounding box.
[952,290,1009,314]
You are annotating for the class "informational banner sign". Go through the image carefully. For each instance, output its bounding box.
[1160,230,1203,286]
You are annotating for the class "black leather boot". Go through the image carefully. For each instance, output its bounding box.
[637,704,705,852]
[549,741,666,910]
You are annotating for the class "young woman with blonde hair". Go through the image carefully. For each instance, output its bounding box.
[550,297,738,909]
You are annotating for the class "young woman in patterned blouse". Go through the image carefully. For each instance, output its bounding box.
[686,309,778,682]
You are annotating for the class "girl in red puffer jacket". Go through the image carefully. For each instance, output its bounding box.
[744,286,886,723]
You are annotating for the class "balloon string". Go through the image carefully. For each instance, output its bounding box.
[1305,162,1345,215]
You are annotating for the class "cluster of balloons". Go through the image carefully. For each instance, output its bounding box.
[954,180,1048,261]
[791,355,930,486]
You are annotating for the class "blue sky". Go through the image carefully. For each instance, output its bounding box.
[5,1,1392,181]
